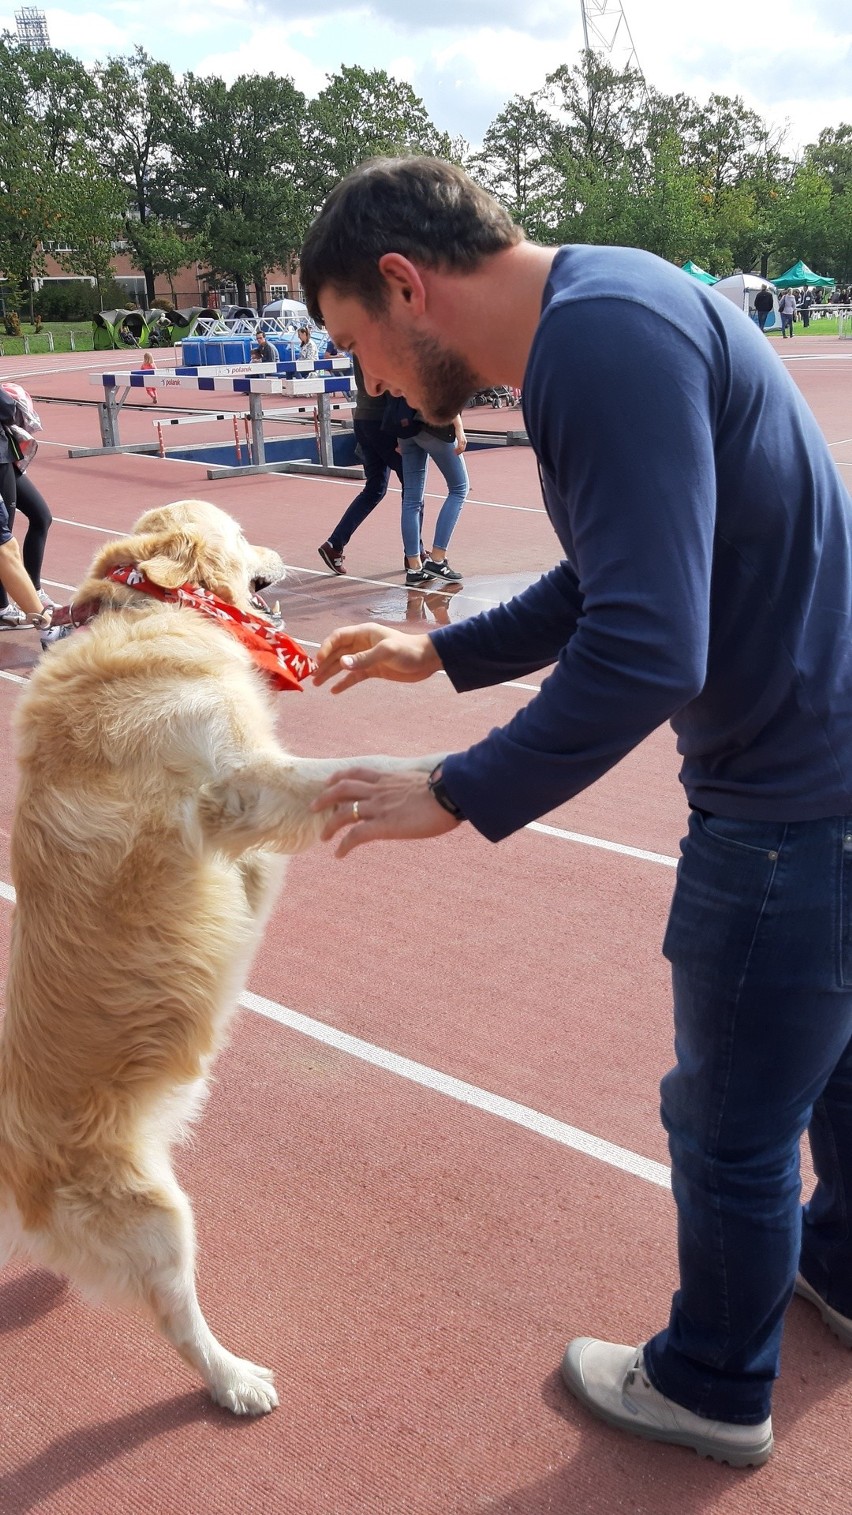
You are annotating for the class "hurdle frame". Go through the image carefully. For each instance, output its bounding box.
[80,360,356,473]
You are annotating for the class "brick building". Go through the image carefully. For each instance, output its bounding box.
[36,243,304,312]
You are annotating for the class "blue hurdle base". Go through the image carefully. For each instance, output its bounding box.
[165,431,360,470]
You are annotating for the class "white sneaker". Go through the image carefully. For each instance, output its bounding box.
[561,1338,773,1467]
[0,603,26,626]
[795,1273,852,1347]
[39,622,72,649]
[37,589,58,609]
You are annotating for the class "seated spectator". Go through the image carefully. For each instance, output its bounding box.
[251,330,279,364]
[296,325,318,361]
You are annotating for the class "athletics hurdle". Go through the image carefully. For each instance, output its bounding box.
[83,363,355,473]
[155,411,251,462]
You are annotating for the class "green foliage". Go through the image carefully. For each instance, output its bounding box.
[162,70,311,304]
[470,95,561,240]
[0,34,850,302]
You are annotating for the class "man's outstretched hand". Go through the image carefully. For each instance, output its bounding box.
[313,624,442,694]
[311,767,461,857]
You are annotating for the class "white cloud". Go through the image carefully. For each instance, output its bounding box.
[193,29,328,92]
[1,0,848,150]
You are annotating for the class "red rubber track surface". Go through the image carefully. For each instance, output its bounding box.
[0,341,850,1513]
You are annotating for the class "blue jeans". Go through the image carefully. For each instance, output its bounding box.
[399,433,469,559]
[327,420,403,551]
[644,810,852,1423]
[781,313,795,337]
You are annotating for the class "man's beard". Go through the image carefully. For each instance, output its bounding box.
[408,330,483,424]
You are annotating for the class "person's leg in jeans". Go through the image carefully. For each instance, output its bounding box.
[643,811,852,1424]
[418,432,469,563]
[318,420,403,570]
[799,1021,852,1317]
[399,437,429,581]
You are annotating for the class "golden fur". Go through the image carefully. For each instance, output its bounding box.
[0,498,437,1414]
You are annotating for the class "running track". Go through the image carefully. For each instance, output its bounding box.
[0,340,850,1513]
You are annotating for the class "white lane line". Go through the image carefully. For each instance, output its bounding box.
[52,515,116,535]
[528,822,678,867]
[0,869,671,1190]
[0,670,26,686]
[243,989,671,1189]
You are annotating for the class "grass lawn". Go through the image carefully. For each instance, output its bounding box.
[0,314,848,361]
[0,321,96,356]
[766,315,845,336]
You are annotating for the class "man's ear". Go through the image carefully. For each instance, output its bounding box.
[377,253,427,314]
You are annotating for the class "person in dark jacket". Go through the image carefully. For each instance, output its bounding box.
[317,356,404,574]
[251,330,279,364]
[753,284,774,330]
[302,157,852,1468]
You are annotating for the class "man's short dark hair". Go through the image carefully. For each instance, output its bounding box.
[300,156,523,324]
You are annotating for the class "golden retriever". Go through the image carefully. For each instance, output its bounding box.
[0,498,439,1415]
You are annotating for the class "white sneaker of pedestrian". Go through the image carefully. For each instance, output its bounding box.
[0,602,27,626]
[561,1338,773,1467]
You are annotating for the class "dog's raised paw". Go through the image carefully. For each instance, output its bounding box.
[210,1356,279,1416]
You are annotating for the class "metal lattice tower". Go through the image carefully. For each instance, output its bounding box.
[14,7,51,48]
[580,0,643,77]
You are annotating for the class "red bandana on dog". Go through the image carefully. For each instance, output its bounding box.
[106,565,315,691]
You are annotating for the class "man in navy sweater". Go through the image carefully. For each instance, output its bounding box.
[302,158,852,1467]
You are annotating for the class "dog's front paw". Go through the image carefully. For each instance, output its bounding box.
[209,1355,279,1416]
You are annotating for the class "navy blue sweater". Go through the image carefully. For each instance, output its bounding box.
[432,246,852,842]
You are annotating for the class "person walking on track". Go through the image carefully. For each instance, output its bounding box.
[317,356,404,575]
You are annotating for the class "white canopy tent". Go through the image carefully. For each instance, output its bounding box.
[712,274,780,331]
[261,297,310,320]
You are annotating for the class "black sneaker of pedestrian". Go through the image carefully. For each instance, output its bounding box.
[318,541,346,575]
[422,558,463,582]
[405,567,430,586]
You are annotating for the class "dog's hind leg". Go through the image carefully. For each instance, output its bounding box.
[54,1177,278,1416]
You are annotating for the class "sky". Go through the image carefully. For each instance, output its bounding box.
[2,0,851,157]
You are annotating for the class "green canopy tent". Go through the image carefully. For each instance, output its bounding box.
[681,260,717,285]
[92,310,126,350]
[142,308,171,346]
[771,260,835,289]
[161,306,205,344]
[92,308,158,349]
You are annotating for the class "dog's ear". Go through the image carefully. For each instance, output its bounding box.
[136,531,200,590]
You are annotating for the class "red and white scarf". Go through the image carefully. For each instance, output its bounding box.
[54,566,314,691]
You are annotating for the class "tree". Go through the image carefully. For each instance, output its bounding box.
[123,216,202,305]
[543,53,648,245]
[91,46,178,303]
[805,124,852,195]
[623,128,703,264]
[163,71,309,306]
[305,65,453,210]
[55,147,126,307]
[804,126,852,280]
[471,95,560,240]
[771,164,833,274]
[0,36,95,316]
